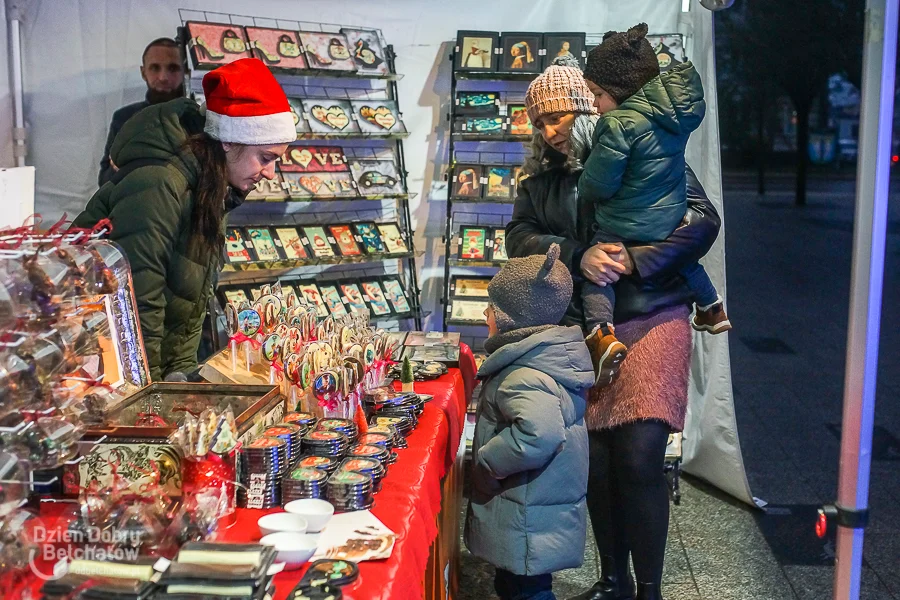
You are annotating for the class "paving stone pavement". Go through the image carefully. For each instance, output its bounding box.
[458,173,900,599]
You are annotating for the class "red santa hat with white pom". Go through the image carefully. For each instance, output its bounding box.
[201,58,296,145]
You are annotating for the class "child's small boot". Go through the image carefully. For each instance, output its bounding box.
[691,295,732,334]
[585,323,627,386]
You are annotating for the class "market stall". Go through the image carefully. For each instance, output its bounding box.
[0,227,474,599]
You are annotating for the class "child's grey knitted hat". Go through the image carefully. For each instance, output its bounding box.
[487,243,573,333]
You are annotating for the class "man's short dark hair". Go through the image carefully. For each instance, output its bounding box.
[142,38,181,63]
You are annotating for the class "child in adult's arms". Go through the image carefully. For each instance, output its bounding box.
[557,24,730,384]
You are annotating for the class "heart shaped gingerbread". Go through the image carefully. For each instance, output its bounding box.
[359,105,396,130]
[290,148,314,169]
[298,176,323,194]
[310,105,350,130]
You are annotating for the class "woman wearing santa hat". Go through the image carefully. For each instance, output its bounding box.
[74,58,296,382]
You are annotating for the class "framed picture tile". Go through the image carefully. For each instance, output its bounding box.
[484,166,514,200]
[456,91,501,115]
[498,32,542,73]
[185,22,252,70]
[449,299,489,322]
[541,32,587,69]
[377,223,409,254]
[245,227,282,262]
[452,164,483,199]
[245,174,287,201]
[341,28,390,75]
[508,104,533,136]
[301,226,336,258]
[512,166,528,196]
[455,30,499,72]
[458,227,488,260]
[301,99,360,134]
[329,224,363,256]
[349,159,403,195]
[298,32,357,72]
[280,145,348,173]
[273,227,309,260]
[492,228,508,261]
[354,223,387,254]
[282,172,357,199]
[647,34,686,72]
[287,98,311,135]
[361,280,393,317]
[296,282,329,317]
[319,283,349,317]
[457,116,505,134]
[245,26,308,70]
[381,277,412,315]
[223,288,251,306]
[225,228,253,263]
[340,282,369,315]
[349,100,407,135]
[449,276,491,298]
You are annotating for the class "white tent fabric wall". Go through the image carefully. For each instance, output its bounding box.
[13,0,754,505]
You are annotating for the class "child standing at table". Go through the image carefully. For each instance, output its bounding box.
[465,244,594,600]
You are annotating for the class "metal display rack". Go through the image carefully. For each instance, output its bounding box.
[440,58,537,335]
[177,10,423,339]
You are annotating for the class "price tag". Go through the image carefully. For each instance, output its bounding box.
[244,241,254,248]
[327,237,336,244]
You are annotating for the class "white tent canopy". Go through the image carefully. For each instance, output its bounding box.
[0,0,754,505]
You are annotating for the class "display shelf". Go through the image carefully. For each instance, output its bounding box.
[221,249,420,274]
[190,63,404,81]
[453,70,540,82]
[451,132,529,143]
[296,131,410,141]
[449,195,516,205]
[247,191,416,203]
[448,258,507,268]
[445,318,488,327]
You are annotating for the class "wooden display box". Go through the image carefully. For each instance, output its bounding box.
[64,383,286,497]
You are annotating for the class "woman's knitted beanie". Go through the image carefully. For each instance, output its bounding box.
[525,56,597,124]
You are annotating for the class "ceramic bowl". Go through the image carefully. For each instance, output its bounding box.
[257,512,308,537]
[260,532,317,570]
[284,498,335,532]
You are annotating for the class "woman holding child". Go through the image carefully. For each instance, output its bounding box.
[502,25,724,600]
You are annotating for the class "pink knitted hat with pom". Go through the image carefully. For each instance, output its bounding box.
[524,55,597,124]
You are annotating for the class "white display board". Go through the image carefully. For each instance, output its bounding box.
[0,166,35,229]
[2,0,753,505]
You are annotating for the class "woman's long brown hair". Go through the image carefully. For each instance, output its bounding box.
[186,133,227,254]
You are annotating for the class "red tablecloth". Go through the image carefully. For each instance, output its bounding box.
[21,368,468,600]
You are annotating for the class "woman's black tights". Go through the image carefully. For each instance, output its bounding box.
[586,420,671,586]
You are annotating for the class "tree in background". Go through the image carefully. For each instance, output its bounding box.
[716,0,864,205]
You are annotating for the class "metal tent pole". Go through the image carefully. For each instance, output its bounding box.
[7,1,27,167]
[830,1,897,598]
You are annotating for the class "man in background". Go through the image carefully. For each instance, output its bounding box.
[97,37,185,185]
